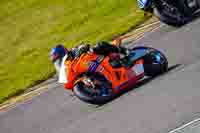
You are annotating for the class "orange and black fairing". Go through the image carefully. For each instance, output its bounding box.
[97,57,144,92]
[63,52,145,93]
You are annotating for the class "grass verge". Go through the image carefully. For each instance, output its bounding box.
[0,0,150,103]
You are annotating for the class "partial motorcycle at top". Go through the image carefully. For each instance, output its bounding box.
[137,0,200,26]
[55,44,168,105]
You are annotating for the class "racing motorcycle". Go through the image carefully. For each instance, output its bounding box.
[58,46,168,104]
[137,0,200,26]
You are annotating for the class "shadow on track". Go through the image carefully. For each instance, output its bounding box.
[96,64,182,107]
[134,64,181,89]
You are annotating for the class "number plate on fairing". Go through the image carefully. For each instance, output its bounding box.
[131,63,144,76]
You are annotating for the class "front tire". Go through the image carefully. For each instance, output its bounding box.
[73,77,114,105]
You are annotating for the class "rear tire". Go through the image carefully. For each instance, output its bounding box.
[154,0,193,26]
[143,49,168,77]
[131,46,168,77]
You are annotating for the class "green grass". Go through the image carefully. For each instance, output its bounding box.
[0,0,149,103]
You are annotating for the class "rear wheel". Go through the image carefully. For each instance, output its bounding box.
[73,75,113,105]
[131,46,168,77]
[154,0,194,26]
[143,48,168,77]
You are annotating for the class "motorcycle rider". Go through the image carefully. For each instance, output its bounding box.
[50,41,128,69]
[50,41,129,89]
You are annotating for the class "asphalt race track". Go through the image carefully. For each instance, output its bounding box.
[1,17,200,133]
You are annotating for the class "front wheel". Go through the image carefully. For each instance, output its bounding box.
[73,76,114,105]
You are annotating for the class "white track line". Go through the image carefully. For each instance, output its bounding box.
[134,21,160,32]
[131,24,163,44]
[169,118,200,133]
[135,26,160,42]
[121,21,160,40]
